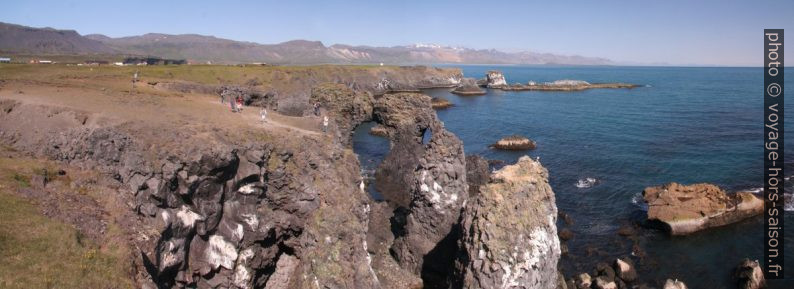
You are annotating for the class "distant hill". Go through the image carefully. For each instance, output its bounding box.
[0,22,118,55]
[2,22,613,65]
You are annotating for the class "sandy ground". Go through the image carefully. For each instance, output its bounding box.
[0,81,324,138]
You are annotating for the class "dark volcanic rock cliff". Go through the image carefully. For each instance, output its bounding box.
[454,156,560,289]
[0,100,379,288]
[372,93,469,286]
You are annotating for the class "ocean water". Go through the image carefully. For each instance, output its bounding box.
[353,66,794,288]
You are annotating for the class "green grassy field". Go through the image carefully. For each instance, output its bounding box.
[0,155,133,289]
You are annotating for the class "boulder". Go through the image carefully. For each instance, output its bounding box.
[492,135,537,150]
[734,258,765,289]
[663,279,687,289]
[453,156,560,289]
[642,183,763,235]
[593,262,615,282]
[594,276,617,289]
[614,258,637,282]
[575,273,592,289]
[485,70,507,88]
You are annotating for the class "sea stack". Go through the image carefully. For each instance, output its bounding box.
[453,156,560,289]
[484,70,508,88]
[642,183,763,235]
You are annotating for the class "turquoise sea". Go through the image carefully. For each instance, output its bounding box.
[353,66,794,288]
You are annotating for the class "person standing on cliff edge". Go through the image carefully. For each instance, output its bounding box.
[322,116,329,133]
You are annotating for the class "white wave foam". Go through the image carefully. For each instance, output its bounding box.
[785,193,793,212]
[575,177,599,188]
[631,193,648,211]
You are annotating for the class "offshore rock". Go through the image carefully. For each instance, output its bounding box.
[500,80,638,91]
[430,96,453,109]
[734,258,765,289]
[642,183,763,235]
[491,135,536,150]
[453,156,560,289]
[368,124,389,138]
[484,70,507,88]
[451,78,486,96]
[372,93,468,284]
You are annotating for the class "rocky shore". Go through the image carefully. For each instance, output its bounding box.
[642,183,763,235]
[0,65,562,289]
[480,70,638,91]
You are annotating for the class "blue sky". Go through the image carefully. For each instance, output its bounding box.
[2,0,792,66]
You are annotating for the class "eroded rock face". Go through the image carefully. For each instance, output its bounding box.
[453,156,560,289]
[465,155,490,197]
[372,93,468,283]
[310,83,374,147]
[0,100,380,289]
[485,70,507,88]
[642,183,763,235]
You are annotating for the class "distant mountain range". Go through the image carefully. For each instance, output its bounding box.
[0,22,614,65]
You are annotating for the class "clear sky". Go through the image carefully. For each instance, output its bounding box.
[2,0,792,66]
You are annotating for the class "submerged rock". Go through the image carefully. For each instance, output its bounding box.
[491,135,536,150]
[734,258,765,289]
[453,156,560,289]
[642,183,763,235]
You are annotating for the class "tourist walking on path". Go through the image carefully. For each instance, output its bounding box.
[230,96,238,112]
[236,96,244,112]
[313,103,320,116]
[322,116,329,133]
[260,108,267,123]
